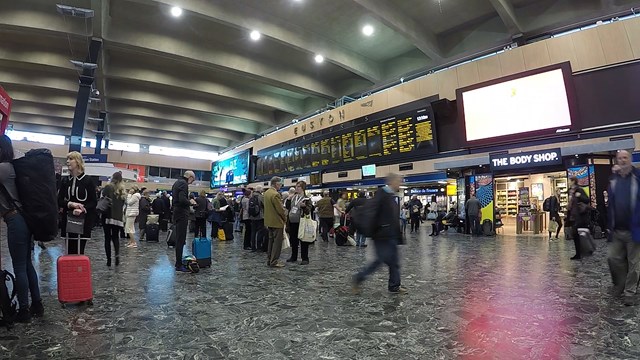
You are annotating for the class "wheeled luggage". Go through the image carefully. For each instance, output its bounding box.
[191,238,212,268]
[334,225,349,246]
[57,237,93,306]
[146,223,160,242]
[166,225,176,248]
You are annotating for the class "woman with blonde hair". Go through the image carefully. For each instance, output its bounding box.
[101,171,126,266]
[125,184,141,248]
[58,151,97,254]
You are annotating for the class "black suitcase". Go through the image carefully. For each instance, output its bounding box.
[223,222,234,241]
[146,223,159,242]
[160,219,168,232]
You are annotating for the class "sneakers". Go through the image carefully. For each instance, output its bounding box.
[286,258,296,263]
[300,260,309,265]
[389,286,408,294]
[126,243,138,248]
[270,262,285,268]
[30,300,44,318]
[570,255,581,260]
[15,309,31,323]
[175,266,190,273]
[106,258,111,267]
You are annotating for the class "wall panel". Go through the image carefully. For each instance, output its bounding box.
[623,16,640,59]
[522,41,552,70]
[437,69,460,100]
[498,47,526,76]
[387,80,420,108]
[416,74,438,98]
[598,21,634,65]
[571,28,607,71]
[476,55,502,82]
[546,35,579,69]
[456,62,480,88]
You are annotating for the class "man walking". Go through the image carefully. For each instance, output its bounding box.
[263,177,286,268]
[607,150,640,306]
[548,189,563,240]
[352,173,407,294]
[466,195,481,236]
[408,195,423,233]
[172,171,196,272]
[315,191,335,242]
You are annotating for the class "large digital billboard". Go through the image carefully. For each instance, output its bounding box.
[211,149,251,188]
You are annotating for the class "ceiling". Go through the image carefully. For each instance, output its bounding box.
[1,0,638,153]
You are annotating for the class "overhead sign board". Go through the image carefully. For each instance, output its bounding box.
[490,148,562,171]
[82,154,108,163]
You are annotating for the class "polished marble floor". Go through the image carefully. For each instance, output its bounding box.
[0,224,639,359]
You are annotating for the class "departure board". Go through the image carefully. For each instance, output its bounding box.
[320,139,330,166]
[342,132,354,162]
[381,118,398,156]
[255,102,438,179]
[397,115,414,153]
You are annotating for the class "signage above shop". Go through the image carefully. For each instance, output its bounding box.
[82,154,108,163]
[490,148,562,171]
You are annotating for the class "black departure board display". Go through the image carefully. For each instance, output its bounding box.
[255,102,438,179]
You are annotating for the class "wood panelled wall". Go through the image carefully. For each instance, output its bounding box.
[237,17,640,157]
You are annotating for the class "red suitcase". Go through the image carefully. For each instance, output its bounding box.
[57,238,93,306]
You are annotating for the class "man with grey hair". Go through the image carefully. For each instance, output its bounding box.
[607,150,640,306]
[264,177,286,267]
[173,170,196,272]
[353,173,407,294]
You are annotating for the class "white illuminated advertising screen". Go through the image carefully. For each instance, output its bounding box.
[461,68,572,142]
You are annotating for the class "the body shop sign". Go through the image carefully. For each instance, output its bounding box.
[490,148,562,171]
[0,85,12,135]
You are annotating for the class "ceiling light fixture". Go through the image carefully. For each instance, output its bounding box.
[362,24,374,36]
[314,54,324,63]
[170,6,183,17]
[250,30,261,41]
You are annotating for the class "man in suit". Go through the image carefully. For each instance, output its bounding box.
[352,173,407,294]
[263,177,286,268]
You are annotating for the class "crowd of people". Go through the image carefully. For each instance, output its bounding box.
[1,133,640,327]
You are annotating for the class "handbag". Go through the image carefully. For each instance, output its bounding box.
[66,213,85,235]
[549,220,558,233]
[217,228,226,241]
[96,196,111,214]
[282,231,290,250]
[298,216,318,243]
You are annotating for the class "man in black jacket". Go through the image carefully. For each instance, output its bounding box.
[346,191,368,247]
[352,173,407,294]
[548,190,563,240]
[172,171,196,272]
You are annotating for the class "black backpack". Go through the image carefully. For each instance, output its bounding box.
[543,197,551,212]
[248,195,261,217]
[0,149,58,242]
[482,219,495,236]
[0,270,17,329]
[351,199,377,237]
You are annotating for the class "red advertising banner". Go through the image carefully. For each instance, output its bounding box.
[114,163,146,182]
[0,85,12,135]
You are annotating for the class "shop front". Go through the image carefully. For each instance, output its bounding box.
[0,85,12,135]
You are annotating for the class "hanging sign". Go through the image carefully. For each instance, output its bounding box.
[490,148,562,171]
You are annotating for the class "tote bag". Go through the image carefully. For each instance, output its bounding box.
[298,216,318,243]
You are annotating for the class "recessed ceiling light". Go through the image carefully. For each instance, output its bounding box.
[170,6,182,17]
[362,24,374,36]
[250,30,261,41]
[314,54,324,63]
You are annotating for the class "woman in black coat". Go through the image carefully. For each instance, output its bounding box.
[58,152,97,254]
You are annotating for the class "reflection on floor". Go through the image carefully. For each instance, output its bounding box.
[1,225,639,359]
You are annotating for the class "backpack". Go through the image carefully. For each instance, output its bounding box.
[351,199,377,237]
[482,219,495,236]
[543,197,551,212]
[248,195,261,217]
[0,270,17,329]
[0,149,58,242]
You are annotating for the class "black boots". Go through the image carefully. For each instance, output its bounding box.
[30,300,44,318]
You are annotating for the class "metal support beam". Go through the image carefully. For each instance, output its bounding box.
[489,0,523,35]
[69,38,102,152]
[95,111,106,154]
[352,0,443,61]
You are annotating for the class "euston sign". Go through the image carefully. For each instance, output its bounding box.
[490,148,562,171]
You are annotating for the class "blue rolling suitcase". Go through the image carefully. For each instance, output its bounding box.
[192,237,212,268]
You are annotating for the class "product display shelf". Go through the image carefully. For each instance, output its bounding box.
[553,178,569,215]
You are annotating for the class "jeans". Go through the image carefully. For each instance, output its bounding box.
[355,238,401,291]
[319,217,333,242]
[174,217,188,268]
[410,215,420,232]
[5,212,41,309]
[267,227,284,266]
[234,214,242,232]
[608,230,640,297]
[103,224,121,260]
[195,217,207,238]
[355,232,366,246]
[242,220,253,249]
[468,215,480,235]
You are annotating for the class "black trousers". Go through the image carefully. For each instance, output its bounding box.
[211,220,220,239]
[411,215,421,232]
[243,219,253,249]
[319,217,333,242]
[195,217,207,238]
[174,217,188,268]
[67,234,88,255]
[251,219,265,250]
[572,226,581,256]
[550,213,563,238]
[103,224,121,260]
[287,222,309,261]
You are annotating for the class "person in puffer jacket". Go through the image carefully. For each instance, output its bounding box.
[125,185,141,248]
